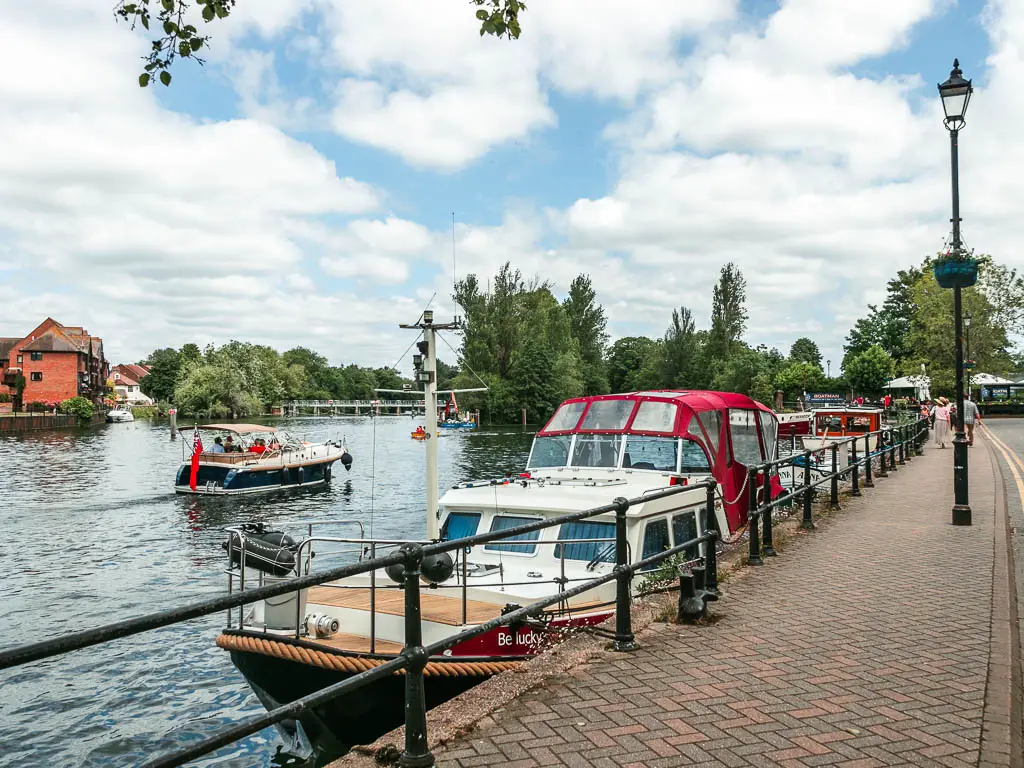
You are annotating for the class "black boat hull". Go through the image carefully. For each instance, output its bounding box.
[228,648,485,758]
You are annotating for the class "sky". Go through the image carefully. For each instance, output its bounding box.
[0,0,1019,377]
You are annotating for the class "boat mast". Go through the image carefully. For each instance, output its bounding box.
[402,310,461,540]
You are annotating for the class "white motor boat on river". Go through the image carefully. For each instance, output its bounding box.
[105,404,134,423]
[174,424,352,495]
[215,312,782,756]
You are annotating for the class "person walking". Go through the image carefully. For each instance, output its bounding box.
[934,397,952,448]
[962,396,981,446]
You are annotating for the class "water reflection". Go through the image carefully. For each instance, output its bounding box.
[0,417,532,766]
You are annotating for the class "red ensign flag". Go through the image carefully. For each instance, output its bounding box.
[189,426,203,491]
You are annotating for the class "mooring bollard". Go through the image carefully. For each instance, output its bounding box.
[830,443,840,509]
[761,468,776,556]
[902,426,911,463]
[747,466,763,566]
[801,449,814,529]
[851,438,861,496]
[611,497,637,652]
[676,572,705,624]
[691,565,709,603]
[877,432,889,478]
[399,543,434,768]
[704,483,719,597]
[889,430,898,471]
[863,434,874,488]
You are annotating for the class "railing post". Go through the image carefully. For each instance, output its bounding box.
[801,449,814,530]
[761,469,776,556]
[704,482,719,596]
[830,443,840,509]
[877,432,889,478]
[889,429,899,471]
[398,543,434,768]
[901,426,910,463]
[611,497,638,652]
[863,434,874,488]
[851,438,861,496]
[747,467,763,565]
[916,419,926,455]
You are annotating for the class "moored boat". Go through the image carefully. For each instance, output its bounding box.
[105,403,134,423]
[217,315,781,758]
[174,424,351,495]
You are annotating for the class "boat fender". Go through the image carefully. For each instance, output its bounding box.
[340,451,353,471]
[297,466,305,485]
[420,551,455,585]
[324,463,332,482]
[222,524,297,577]
[304,613,340,638]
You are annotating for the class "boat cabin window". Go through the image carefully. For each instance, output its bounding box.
[640,519,670,571]
[817,415,842,432]
[545,401,586,432]
[484,515,541,554]
[680,439,711,472]
[729,409,764,466]
[847,416,871,433]
[441,512,481,541]
[758,411,778,461]
[697,411,722,456]
[571,434,623,468]
[528,435,572,468]
[553,521,615,563]
[580,399,635,430]
[630,400,677,432]
[622,436,677,472]
[672,511,700,561]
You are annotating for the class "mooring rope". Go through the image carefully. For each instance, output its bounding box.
[216,633,522,678]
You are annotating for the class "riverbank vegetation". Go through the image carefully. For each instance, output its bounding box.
[137,254,1022,422]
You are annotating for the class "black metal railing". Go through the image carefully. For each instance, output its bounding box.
[0,481,719,768]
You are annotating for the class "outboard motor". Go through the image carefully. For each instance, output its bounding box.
[340,450,353,472]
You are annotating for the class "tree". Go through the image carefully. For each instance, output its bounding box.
[844,346,892,396]
[843,266,921,369]
[706,263,748,367]
[789,338,822,367]
[562,275,609,395]
[142,347,181,402]
[607,337,659,393]
[773,361,827,402]
[979,259,1024,337]
[659,306,701,388]
[116,0,526,87]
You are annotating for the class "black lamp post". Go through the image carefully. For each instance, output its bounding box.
[939,58,973,526]
[964,311,973,399]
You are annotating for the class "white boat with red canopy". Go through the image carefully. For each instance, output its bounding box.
[218,386,781,755]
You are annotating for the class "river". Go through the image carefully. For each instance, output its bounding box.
[0,416,533,767]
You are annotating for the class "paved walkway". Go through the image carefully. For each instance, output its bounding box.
[432,437,1020,767]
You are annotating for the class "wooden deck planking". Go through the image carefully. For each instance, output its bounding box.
[307,586,500,625]
[306,631,404,655]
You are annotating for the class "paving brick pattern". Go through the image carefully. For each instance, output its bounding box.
[434,443,1007,767]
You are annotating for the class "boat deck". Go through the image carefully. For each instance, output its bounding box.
[308,586,500,626]
[305,630,404,655]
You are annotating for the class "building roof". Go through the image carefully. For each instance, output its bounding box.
[115,375,140,387]
[0,338,19,359]
[114,363,151,380]
[21,329,83,353]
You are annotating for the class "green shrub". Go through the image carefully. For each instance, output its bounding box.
[0,393,9,403]
[58,396,96,421]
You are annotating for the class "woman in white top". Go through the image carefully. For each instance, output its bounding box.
[933,397,952,448]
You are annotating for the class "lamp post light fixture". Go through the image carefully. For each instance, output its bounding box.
[827,359,831,378]
[939,58,974,526]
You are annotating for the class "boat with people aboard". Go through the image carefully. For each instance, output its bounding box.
[174,424,352,496]
[214,313,783,758]
[438,392,476,429]
[105,403,134,423]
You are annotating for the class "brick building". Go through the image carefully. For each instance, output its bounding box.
[0,318,108,408]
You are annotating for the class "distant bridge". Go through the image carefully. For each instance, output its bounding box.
[278,399,426,416]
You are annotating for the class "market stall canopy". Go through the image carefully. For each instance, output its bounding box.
[969,373,1014,386]
[883,375,931,401]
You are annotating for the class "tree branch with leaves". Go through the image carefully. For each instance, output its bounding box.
[116,0,525,87]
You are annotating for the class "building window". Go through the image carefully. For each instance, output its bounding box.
[31,372,43,382]
[16,355,22,364]
[30,352,43,361]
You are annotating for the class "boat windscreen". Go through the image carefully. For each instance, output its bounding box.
[680,439,711,472]
[630,400,677,432]
[528,435,572,468]
[623,436,677,472]
[544,401,586,432]
[571,434,623,468]
[579,399,634,430]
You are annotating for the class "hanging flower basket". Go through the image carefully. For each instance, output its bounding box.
[933,255,978,289]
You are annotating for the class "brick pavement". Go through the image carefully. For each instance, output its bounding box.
[431,438,1019,767]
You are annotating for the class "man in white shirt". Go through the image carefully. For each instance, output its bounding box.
[962,397,981,446]
[210,436,226,453]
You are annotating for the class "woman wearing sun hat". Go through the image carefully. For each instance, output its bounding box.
[934,397,952,448]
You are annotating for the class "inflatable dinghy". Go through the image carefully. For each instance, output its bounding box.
[222,523,298,577]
